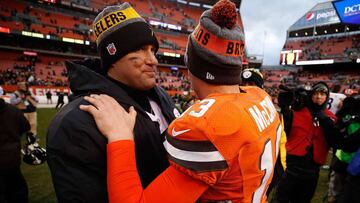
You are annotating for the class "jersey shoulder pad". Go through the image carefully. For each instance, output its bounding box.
[168,98,229,140]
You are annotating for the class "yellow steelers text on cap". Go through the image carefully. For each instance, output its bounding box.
[94,6,141,41]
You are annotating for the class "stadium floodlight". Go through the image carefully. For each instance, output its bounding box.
[296,59,334,65]
[23,51,37,56]
[41,0,56,3]
[74,39,84,44]
[177,0,187,4]
[32,33,44,38]
[164,52,181,58]
[189,2,200,7]
[62,37,74,43]
[149,20,181,31]
[21,31,44,39]
[22,31,32,37]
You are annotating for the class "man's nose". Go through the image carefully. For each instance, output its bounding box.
[145,51,158,65]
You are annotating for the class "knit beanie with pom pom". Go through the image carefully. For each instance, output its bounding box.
[185,0,245,85]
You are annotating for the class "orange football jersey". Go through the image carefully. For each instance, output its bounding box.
[165,86,282,203]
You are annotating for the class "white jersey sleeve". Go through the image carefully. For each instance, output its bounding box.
[327,92,346,114]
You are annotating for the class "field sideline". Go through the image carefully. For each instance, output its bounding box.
[22,108,329,203]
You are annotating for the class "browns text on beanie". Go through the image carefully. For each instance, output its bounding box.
[185,0,245,85]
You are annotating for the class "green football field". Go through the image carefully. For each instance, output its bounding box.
[21,108,57,203]
[22,108,329,203]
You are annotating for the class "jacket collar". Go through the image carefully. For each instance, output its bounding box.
[66,59,175,122]
[66,60,146,114]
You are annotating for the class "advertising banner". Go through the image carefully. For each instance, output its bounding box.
[291,6,340,30]
[333,0,360,24]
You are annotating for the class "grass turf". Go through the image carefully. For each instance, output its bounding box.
[21,108,57,203]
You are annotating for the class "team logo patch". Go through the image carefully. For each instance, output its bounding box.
[206,72,215,80]
[107,43,117,55]
[242,70,252,79]
[172,127,191,137]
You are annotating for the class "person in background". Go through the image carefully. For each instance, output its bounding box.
[241,68,287,198]
[46,3,178,202]
[240,68,264,88]
[339,94,360,203]
[11,82,38,136]
[46,90,52,105]
[327,95,360,203]
[0,89,31,203]
[275,82,339,203]
[81,1,281,202]
[328,93,346,113]
[55,91,65,109]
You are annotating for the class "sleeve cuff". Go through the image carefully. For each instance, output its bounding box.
[107,140,135,156]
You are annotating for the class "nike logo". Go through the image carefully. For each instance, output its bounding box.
[172,128,190,137]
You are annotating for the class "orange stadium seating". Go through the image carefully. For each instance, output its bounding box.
[156,32,188,51]
[129,0,153,16]
[0,49,192,90]
[0,50,71,85]
[3,0,357,97]
[1,0,27,14]
[283,35,359,61]
[0,0,207,46]
[30,24,57,35]
[0,20,24,31]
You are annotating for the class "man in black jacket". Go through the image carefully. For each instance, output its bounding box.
[46,3,179,202]
[0,95,31,203]
[55,91,65,109]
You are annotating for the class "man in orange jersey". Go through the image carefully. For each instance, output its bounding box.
[81,0,281,202]
[241,68,287,199]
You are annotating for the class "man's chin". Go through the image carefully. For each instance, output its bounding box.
[142,80,156,90]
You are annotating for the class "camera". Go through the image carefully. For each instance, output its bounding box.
[278,85,310,110]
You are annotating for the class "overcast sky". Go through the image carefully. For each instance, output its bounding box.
[240,0,327,65]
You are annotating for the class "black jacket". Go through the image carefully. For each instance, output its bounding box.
[0,98,30,169]
[46,61,177,203]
